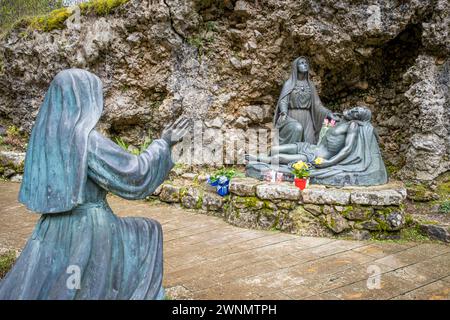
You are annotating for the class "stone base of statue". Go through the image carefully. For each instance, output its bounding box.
[245,158,388,187]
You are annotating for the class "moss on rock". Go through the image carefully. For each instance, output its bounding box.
[80,0,129,16]
[31,7,73,32]
[0,250,16,279]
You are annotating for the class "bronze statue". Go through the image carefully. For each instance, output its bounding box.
[273,56,336,145]
[247,106,388,186]
[0,69,190,300]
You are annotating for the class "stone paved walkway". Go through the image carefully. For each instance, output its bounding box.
[0,181,449,300]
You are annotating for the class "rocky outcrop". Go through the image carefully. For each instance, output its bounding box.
[0,0,448,182]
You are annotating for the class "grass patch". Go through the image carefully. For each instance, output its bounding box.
[400,226,431,242]
[0,250,16,279]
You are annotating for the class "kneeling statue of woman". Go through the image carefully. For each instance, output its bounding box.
[246,106,388,186]
[0,69,190,300]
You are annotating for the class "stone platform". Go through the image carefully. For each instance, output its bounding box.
[154,177,408,240]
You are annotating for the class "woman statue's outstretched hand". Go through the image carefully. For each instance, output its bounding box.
[161,117,191,147]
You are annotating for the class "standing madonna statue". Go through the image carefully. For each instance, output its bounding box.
[0,69,189,300]
[273,57,336,145]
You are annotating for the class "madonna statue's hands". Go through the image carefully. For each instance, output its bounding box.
[327,112,341,122]
[279,111,288,123]
[161,117,191,147]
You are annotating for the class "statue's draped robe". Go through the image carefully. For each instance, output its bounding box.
[309,121,388,186]
[0,69,172,299]
[273,57,330,145]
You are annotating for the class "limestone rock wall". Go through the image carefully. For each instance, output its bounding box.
[0,0,448,182]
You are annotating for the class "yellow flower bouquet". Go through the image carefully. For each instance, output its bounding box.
[291,157,324,190]
[291,161,310,179]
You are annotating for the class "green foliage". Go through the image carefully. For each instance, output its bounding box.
[208,167,243,183]
[114,136,129,151]
[0,250,16,279]
[138,136,152,155]
[0,125,27,151]
[6,125,20,137]
[291,161,311,179]
[1,0,129,37]
[436,176,450,197]
[114,134,152,156]
[205,20,217,32]
[439,200,450,214]
[386,164,400,176]
[79,0,129,16]
[187,21,217,61]
[400,226,430,242]
[187,35,213,61]
[0,0,64,36]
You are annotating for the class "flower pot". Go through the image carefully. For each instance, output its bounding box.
[207,178,219,187]
[294,178,309,190]
[217,181,230,197]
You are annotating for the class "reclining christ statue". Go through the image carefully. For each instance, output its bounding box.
[245,106,388,186]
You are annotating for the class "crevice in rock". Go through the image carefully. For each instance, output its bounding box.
[163,0,186,42]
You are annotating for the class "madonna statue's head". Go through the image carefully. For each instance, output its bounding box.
[296,56,310,74]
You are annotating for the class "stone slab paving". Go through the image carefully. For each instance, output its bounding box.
[0,181,449,300]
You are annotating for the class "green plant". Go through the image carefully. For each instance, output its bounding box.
[187,21,216,61]
[1,0,129,37]
[0,250,16,279]
[6,125,20,137]
[205,20,217,32]
[208,167,243,183]
[114,136,129,151]
[138,136,152,155]
[291,161,311,179]
[188,35,210,61]
[400,226,430,242]
[0,0,64,36]
[439,200,450,214]
[115,134,153,156]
